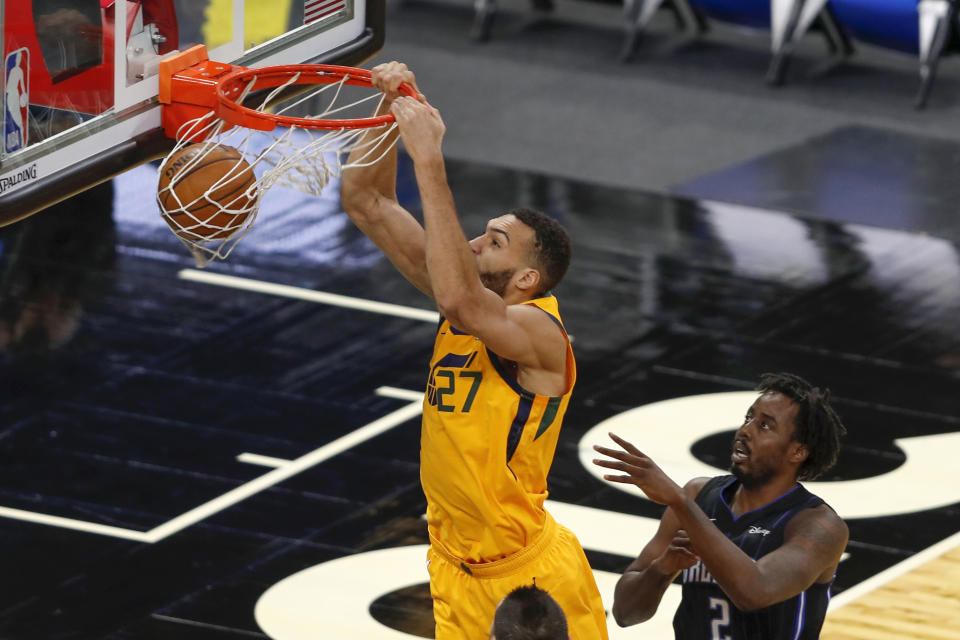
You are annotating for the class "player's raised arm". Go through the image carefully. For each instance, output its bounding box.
[389,96,568,385]
[341,62,433,297]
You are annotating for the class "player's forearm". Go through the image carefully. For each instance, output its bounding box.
[612,564,676,626]
[414,156,484,315]
[342,99,400,220]
[670,496,767,610]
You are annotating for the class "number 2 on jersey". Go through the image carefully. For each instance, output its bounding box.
[709,597,732,640]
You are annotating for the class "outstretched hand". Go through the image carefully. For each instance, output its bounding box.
[593,433,685,507]
[390,96,446,166]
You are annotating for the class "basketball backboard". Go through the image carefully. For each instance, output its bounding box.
[0,0,384,225]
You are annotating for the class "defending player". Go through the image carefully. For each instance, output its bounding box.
[592,372,848,639]
[340,62,608,639]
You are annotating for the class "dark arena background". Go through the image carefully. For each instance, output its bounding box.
[1,0,959,638]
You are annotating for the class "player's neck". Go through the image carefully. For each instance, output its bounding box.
[731,477,799,517]
[503,289,538,306]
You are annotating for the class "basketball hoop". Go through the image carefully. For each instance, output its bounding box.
[157,45,417,267]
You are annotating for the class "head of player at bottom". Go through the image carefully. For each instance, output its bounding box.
[490,584,571,640]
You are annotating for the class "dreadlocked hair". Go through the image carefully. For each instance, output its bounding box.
[756,372,846,481]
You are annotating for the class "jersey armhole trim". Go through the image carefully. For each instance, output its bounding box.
[488,348,538,401]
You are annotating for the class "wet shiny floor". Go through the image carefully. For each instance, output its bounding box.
[0,144,958,638]
[674,125,960,243]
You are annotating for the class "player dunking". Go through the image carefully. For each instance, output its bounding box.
[593,373,849,639]
[341,62,608,639]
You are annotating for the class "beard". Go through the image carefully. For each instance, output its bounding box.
[479,268,515,297]
[730,461,776,490]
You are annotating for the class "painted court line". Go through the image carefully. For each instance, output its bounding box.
[0,387,424,543]
[151,614,269,638]
[143,388,424,543]
[0,505,150,542]
[237,453,292,468]
[179,269,440,323]
[375,385,425,402]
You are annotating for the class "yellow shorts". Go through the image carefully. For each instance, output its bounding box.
[427,512,609,639]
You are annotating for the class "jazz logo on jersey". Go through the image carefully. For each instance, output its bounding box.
[3,48,30,154]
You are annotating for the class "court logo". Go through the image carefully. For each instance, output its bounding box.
[3,48,30,154]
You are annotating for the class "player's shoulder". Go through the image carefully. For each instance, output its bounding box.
[513,295,560,317]
[785,502,849,546]
[682,476,713,498]
[507,299,566,338]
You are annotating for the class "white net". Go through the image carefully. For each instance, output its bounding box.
[156,70,399,267]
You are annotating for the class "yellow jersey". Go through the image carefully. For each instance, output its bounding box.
[420,296,576,564]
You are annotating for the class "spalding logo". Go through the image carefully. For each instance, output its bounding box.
[164,149,201,179]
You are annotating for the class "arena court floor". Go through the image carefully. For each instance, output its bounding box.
[1,0,959,638]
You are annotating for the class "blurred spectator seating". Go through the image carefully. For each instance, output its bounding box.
[463,0,957,107]
[828,0,959,106]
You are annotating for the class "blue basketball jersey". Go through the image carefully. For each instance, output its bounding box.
[673,476,835,640]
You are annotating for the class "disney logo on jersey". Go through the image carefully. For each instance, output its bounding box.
[748,525,771,536]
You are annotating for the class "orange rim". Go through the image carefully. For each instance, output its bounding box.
[215,64,418,131]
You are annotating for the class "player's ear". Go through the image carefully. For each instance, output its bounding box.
[514,268,540,293]
[789,442,809,465]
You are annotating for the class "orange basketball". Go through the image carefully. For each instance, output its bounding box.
[158,144,258,240]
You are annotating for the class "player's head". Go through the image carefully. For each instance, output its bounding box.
[469,208,571,300]
[731,373,846,486]
[490,584,569,640]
